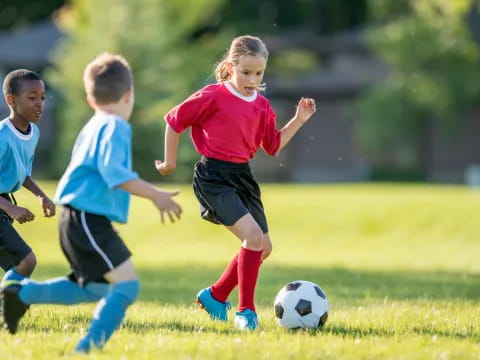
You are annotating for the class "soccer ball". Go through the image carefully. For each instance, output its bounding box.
[274,280,328,329]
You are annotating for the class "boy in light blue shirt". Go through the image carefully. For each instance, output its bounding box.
[0,69,56,290]
[1,53,182,353]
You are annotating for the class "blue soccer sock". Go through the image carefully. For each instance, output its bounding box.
[1,268,26,286]
[74,280,140,353]
[18,277,109,305]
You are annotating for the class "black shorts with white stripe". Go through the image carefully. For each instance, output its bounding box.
[59,205,131,286]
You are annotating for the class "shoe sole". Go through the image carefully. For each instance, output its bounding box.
[195,298,205,310]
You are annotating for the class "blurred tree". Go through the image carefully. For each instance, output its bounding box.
[220,0,367,35]
[355,0,480,176]
[0,0,66,29]
[48,0,230,181]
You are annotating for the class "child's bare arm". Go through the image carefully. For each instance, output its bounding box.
[155,124,180,175]
[0,196,35,223]
[23,176,56,217]
[118,178,182,223]
[279,98,316,151]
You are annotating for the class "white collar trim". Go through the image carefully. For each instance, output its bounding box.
[224,81,257,102]
[5,118,33,140]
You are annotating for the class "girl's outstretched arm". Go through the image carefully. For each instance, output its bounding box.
[279,97,316,151]
[155,124,180,175]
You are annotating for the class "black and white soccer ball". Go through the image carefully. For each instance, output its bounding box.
[274,280,328,329]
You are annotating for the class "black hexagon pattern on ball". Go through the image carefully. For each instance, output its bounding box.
[274,303,284,319]
[286,282,302,291]
[314,285,326,299]
[295,299,312,316]
[318,312,328,327]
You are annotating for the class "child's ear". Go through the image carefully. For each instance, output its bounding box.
[5,94,15,107]
[123,88,133,104]
[86,94,96,108]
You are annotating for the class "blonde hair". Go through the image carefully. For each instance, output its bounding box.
[214,35,269,91]
[83,52,133,105]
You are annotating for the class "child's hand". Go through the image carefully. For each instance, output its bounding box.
[155,160,176,176]
[6,205,35,224]
[40,196,56,217]
[295,97,316,123]
[152,189,182,223]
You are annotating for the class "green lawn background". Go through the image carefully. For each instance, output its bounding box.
[1,182,479,359]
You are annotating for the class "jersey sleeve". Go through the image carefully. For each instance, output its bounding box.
[164,86,214,133]
[96,120,139,188]
[260,102,281,157]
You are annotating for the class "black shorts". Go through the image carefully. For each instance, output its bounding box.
[0,194,32,271]
[59,205,131,286]
[193,156,268,233]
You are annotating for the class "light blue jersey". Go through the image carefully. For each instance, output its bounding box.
[0,118,40,193]
[54,113,139,223]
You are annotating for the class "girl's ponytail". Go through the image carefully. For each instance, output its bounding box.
[214,59,230,83]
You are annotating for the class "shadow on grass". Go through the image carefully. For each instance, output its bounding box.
[18,264,480,340]
[30,263,480,305]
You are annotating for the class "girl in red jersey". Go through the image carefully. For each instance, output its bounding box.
[156,35,316,330]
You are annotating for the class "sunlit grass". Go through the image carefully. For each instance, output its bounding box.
[1,182,480,359]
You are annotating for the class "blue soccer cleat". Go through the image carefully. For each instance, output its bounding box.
[1,281,30,334]
[234,309,258,330]
[195,287,231,321]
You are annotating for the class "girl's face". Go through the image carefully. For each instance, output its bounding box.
[8,80,46,124]
[228,54,267,97]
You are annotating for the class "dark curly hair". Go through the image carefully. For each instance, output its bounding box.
[3,69,42,96]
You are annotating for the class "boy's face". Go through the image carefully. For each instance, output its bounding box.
[7,80,46,123]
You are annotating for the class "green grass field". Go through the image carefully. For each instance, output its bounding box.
[1,182,480,359]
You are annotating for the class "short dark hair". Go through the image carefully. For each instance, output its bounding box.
[3,69,42,97]
[83,52,133,105]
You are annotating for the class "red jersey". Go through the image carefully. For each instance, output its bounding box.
[165,82,281,163]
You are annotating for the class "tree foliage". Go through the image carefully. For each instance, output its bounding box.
[356,0,480,168]
[47,0,229,181]
[0,0,66,30]
[219,0,367,35]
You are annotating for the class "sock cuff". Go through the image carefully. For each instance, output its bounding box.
[112,280,140,303]
[3,268,25,282]
[239,247,263,256]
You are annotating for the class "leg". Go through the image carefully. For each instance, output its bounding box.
[75,260,140,353]
[261,233,272,261]
[0,220,37,285]
[2,252,36,287]
[210,231,272,302]
[227,213,264,251]
[227,214,263,330]
[19,277,109,304]
[13,252,36,277]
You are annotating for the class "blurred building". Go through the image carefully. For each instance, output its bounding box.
[0,19,62,169]
[0,20,478,183]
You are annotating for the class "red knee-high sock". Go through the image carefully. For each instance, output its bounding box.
[211,254,239,303]
[237,247,262,312]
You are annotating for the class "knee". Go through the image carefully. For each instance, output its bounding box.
[262,242,273,260]
[114,279,140,305]
[243,229,264,250]
[17,252,37,275]
[85,282,110,301]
